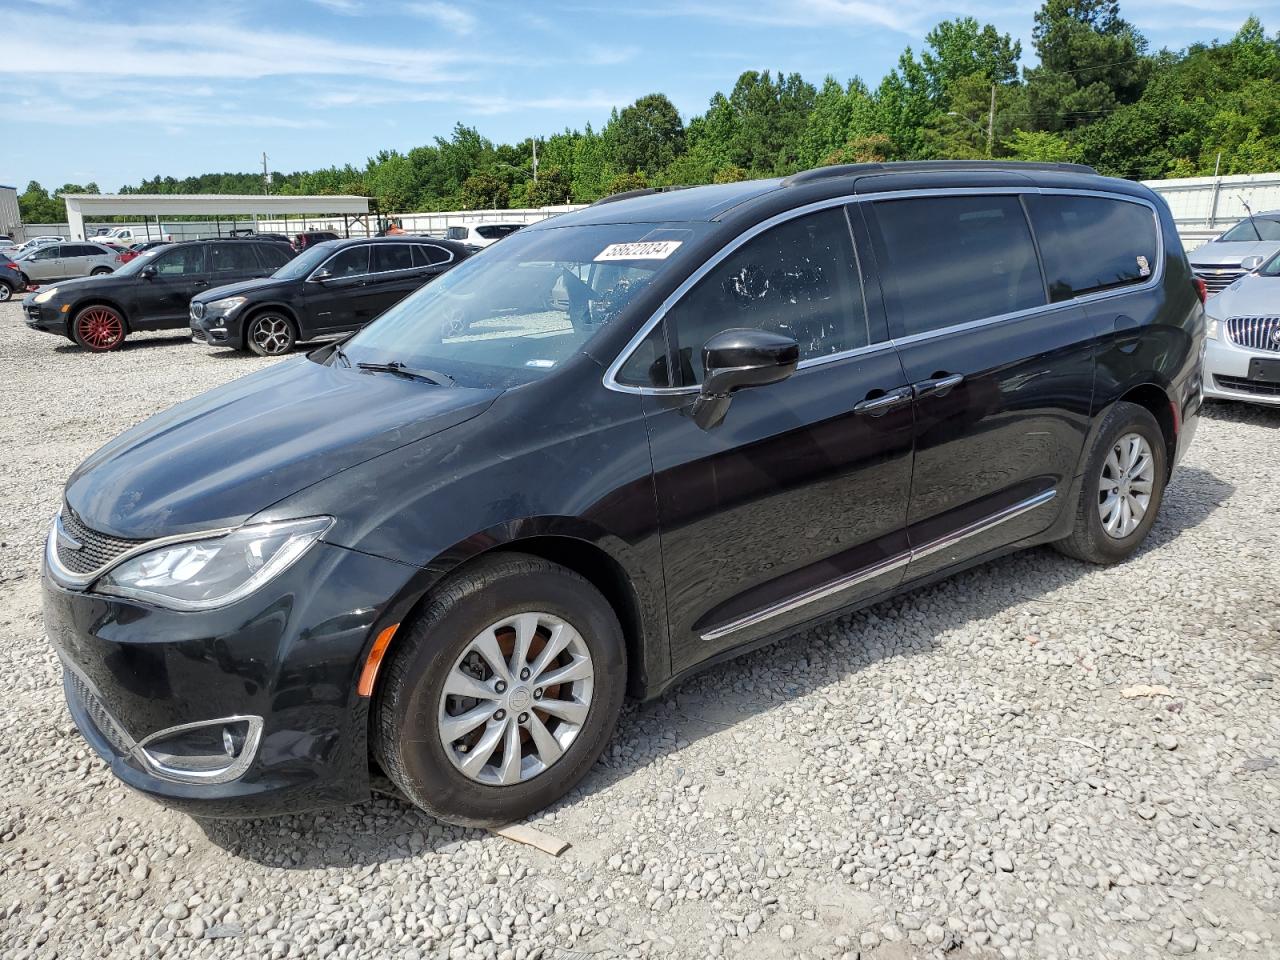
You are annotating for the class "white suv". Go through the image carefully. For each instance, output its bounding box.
[444,223,524,247]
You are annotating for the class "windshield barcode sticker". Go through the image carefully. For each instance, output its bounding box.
[594,241,682,262]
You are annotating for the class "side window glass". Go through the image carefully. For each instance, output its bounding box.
[209,243,260,273]
[871,195,1045,337]
[414,244,452,266]
[152,246,205,275]
[664,207,868,385]
[372,244,414,273]
[1026,195,1159,302]
[322,246,369,278]
[615,323,671,388]
[255,244,290,270]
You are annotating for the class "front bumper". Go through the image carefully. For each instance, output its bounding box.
[23,299,70,336]
[1203,335,1280,406]
[189,305,244,347]
[44,539,418,817]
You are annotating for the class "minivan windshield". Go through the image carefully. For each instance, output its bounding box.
[340,222,710,388]
[1218,217,1280,242]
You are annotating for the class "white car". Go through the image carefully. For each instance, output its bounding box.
[1203,252,1280,407]
[2,236,63,257]
[444,223,524,248]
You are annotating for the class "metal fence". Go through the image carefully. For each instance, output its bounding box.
[1143,172,1280,250]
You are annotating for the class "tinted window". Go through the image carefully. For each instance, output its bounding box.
[209,243,261,273]
[255,244,291,269]
[445,226,468,241]
[322,246,369,278]
[1026,195,1158,302]
[413,244,452,267]
[152,245,206,276]
[372,244,414,273]
[615,325,671,387]
[664,207,867,385]
[872,195,1044,337]
[476,224,521,240]
[29,246,61,260]
[63,245,99,258]
[1218,217,1280,242]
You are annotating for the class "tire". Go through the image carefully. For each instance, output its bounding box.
[0,281,11,303]
[245,311,297,356]
[90,267,112,276]
[1053,401,1168,565]
[71,305,128,352]
[373,553,626,826]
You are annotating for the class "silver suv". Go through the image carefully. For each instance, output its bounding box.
[1189,211,1280,296]
[15,242,117,283]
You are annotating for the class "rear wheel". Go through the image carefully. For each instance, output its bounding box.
[72,305,127,352]
[1054,401,1168,564]
[373,554,626,826]
[245,312,297,356]
[0,281,12,302]
[90,267,112,276]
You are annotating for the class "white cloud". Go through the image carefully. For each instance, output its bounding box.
[307,0,364,12]
[312,85,634,116]
[403,1,477,34]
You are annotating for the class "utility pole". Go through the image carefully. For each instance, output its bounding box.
[531,138,539,185]
[261,152,271,195]
[986,83,996,159]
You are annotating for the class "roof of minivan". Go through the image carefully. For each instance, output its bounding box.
[536,161,1149,229]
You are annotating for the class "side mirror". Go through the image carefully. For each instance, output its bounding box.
[1241,255,1265,272]
[139,265,156,278]
[312,268,332,282]
[690,328,799,430]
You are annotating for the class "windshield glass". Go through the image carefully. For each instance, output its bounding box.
[1219,217,1280,242]
[341,222,710,388]
[111,245,168,276]
[272,243,335,280]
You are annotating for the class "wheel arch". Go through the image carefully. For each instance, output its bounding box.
[240,302,300,348]
[68,296,131,329]
[1116,382,1177,477]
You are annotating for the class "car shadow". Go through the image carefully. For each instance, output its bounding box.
[51,334,197,354]
[195,463,1231,868]
[1202,397,1280,427]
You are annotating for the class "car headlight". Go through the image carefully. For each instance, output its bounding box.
[33,287,59,304]
[1205,316,1219,340]
[94,517,332,610]
[208,296,248,314]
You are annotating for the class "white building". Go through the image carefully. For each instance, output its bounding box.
[0,184,21,240]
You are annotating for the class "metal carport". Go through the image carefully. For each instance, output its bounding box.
[60,194,371,241]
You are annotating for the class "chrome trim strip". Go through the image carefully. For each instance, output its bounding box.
[604,186,1164,395]
[44,512,238,590]
[134,715,264,786]
[699,488,1057,642]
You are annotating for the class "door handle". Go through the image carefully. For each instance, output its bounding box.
[853,386,912,417]
[192,280,208,288]
[913,373,965,398]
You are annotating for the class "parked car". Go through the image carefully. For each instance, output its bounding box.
[1188,210,1280,296]
[113,240,170,266]
[0,258,26,301]
[1203,249,1280,406]
[444,222,524,247]
[15,242,117,283]
[294,230,340,250]
[23,239,292,351]
[189,236,471,355]
[42,161,1202,825]
[3,236,63,257]
[95,226,170,248]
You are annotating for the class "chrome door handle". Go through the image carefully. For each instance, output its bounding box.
[853,386,912,417]
[914,373,964,398]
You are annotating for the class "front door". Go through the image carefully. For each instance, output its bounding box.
[302,245,373,334]
[862,193,1096,581]
[138,244,210,327]
[636,205,915,675]
[22,245,64,282]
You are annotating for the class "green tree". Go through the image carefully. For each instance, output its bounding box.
[461,172,510,209]
[1004,129,1077,161]
[604,172,649,195]
[604,94,686,175]
[524,166,573,207]
[921,17,1021,99]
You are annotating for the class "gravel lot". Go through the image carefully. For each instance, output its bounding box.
[0,297,1278,960]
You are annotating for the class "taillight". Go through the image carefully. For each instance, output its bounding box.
[1192,276,1207,304]
[3,261,16,270]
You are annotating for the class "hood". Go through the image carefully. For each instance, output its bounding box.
[1205,273,1280,317]
[192,276,289,303]
[1189,240,1280,268]
[64,356,499,539]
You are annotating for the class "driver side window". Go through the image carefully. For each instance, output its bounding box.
[152,246,205,276]
[663,207,868,386]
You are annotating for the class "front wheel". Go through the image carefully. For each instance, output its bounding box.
[373,554,626,826]
[0,281,12,302]
[245,312,297,356]
[1054,401,1168,564]
[72,305,128,352]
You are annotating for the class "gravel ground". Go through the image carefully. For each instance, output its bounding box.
[0,297,1278,960]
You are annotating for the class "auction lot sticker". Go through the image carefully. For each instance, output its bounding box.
[594,241,683,261]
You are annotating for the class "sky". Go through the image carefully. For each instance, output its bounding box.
[2,0,1275,192]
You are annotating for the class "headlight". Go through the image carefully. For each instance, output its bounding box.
[33,287,59,304]
[1206,317,1219,340]
[208,296,248,314]
[94,517,332,610]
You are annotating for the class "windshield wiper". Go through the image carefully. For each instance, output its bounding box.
[330,341,352,367]
[356,361,455,386]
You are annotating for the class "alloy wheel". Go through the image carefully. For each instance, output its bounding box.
[0,283,10,302]
[438,612,594,786]
[249,316,292,355]
[1098,432,1155,539]
[76,308,125,351]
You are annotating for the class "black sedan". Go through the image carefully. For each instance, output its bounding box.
[189,236,472,355]
[22,239,293,351]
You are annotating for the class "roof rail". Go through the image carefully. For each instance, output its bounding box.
[590,185,693,207]
[780,159,1099,187]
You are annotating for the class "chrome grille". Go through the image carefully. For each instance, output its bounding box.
[56,509,146,576]
[1225,315,1280,353]
[1195,268,1243,295]
[64,669,133,756]
[190,301,205,320]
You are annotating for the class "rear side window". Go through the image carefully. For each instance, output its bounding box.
[413,244,452,266]
[255,244,291,270]
[664,207,869,385]
[871,195,1045,337]
[1026,195,1159,302]
[209,243,260,273]
[372,244,414,273]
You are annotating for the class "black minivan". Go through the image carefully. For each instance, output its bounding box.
[43,162,1203,824]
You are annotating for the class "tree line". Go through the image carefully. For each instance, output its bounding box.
[18,1,1280,223]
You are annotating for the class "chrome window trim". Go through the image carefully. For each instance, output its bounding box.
[411,243,456,268]
[700,487,1056,642]
[307,244,373,283]
[603,186,1164,395]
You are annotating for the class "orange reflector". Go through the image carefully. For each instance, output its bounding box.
[60,304,71,313]
[357,623,399,697]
